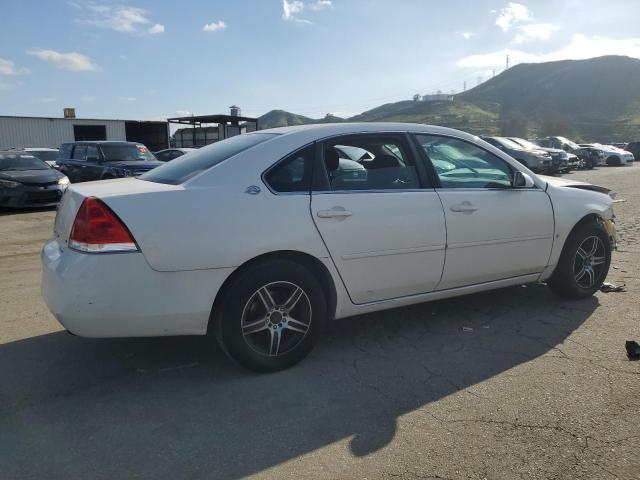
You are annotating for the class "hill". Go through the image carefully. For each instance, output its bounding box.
[257,56,640,141]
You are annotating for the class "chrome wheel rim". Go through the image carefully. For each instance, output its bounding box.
[573,236,606,288]
[241,281,312,357]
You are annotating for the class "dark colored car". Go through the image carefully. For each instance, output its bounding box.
[56,141,162,183]
[625,141,640,161]
[535,136,596,169]
[154,148,196,162]
[0,150,69,208]
[481,136,554,174]
[508,137,571,173]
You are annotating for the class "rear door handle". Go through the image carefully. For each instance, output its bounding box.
[317,208,353,219]
[450,202,478,213]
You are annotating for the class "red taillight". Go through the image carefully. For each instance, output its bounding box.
[69,197,138,253]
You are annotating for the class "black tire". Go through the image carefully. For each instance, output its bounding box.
[548,221,611,298]
[212,259,327,372]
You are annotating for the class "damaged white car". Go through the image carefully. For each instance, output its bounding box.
[42,123,617,371]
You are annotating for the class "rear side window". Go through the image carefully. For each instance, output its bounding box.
[141,133,278,185]
[264,144,314,193]
[72,146,87,160]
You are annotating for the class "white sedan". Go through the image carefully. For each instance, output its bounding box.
[42,123,617,372]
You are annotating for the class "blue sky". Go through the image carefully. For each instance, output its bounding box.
[1,0,639,120]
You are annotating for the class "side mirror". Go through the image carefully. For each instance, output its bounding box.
[514,171,535,188]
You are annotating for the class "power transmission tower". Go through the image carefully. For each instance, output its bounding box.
[506,54,510,70]
[463,80,467,91]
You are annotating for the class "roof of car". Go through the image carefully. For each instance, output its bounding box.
[260,122,474,137]
[61,141,144,145]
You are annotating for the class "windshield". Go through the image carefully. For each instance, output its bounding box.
[494,137,523,149]
[557,137,580,150]
[29,150,59,161]
[0,153,50,171]
[141,133,278,185]
[101,144,156,161]
[510,138,539,150]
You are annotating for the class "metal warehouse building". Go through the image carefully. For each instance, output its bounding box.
[0,115,169,152]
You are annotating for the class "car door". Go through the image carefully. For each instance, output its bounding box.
[84,145,104,180]
[414,133,554,290]
[61,145,87,182]
[310,133,446,304]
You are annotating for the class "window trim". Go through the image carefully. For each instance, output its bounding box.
[314,132,432,193]
[410,132,539,191]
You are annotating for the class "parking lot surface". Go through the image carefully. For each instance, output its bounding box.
[1,166,639,480]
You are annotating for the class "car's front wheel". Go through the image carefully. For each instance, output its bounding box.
[548,221,611,298]
[212,259,327,372]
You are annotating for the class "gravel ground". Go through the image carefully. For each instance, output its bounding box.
[1,165,638,480]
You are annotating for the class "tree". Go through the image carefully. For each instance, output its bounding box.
[538,111,576,138]
[499,111,529,137]
[412,94,421,102]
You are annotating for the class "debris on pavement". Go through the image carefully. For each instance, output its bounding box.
[600,282,626,293]
[462,326,474,332]
[626,340,640,360]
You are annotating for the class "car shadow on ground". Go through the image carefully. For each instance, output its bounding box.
[0,206,57,217]
[1,284,598,479]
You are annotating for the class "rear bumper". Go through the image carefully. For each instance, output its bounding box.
[41,239,234,337]
[0,184,64,208]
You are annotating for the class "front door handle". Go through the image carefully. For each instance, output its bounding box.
[317,207,353,219]
[450,201,478,214]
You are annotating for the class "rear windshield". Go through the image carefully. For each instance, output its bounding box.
[101,144,155,161]
[141,133,278,185]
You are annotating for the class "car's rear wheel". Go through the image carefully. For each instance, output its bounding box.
[212,259,327,372]
[548,221,611,298]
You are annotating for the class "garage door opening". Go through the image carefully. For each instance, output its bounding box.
[74,125,107,141]
[125,121,169,152]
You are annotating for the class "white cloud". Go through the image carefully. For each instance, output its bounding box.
[175,110,192,117]
[460,31,473,40]
[148,23,165,34]
[495,2,531,32]
[282,0,311,23]
[0,58,30,75]
[75,3,162,35]
[513,22,559,43]
[118,96,136,102]
[28,49,99,71]
[203,21,227,32]
[0,80,14,91]
[457,34,640,69]
[309,0,332,10]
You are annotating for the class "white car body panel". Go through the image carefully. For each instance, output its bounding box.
[41,123,615,337]
[435,188,554,289]
[311,190,446,303]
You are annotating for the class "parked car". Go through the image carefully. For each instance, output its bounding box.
[56,141,162,183]
[0,150,69,208]
[154,148,197,162]
[535,136,596,169]
[508,137,571,173]
[481,136,555,174]
[579,143,634,166]
[624,141,640,160]
[23,147,60,167]
[42,123,617,372]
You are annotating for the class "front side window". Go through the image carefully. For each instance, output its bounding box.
[264,144,314,193]
[415,134,513,189]
[323,135,419,191]
[86,146,100,161]
[100,144,155,162]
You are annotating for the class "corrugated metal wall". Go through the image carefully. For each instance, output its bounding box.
[0,117,127,149]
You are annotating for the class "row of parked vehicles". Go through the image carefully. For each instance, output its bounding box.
[0,135,636,209]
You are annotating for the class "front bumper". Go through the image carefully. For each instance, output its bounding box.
[0,184,64,208]
[41,239,234,337]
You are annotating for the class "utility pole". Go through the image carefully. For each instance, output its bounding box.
[492,69,496,78]
[463,80,467,92]
[506,54,510,70]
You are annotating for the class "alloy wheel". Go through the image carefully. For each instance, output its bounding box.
[240,281,312,357]
[573,235,606,288]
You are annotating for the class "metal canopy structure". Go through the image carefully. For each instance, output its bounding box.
[167,114,259,148]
